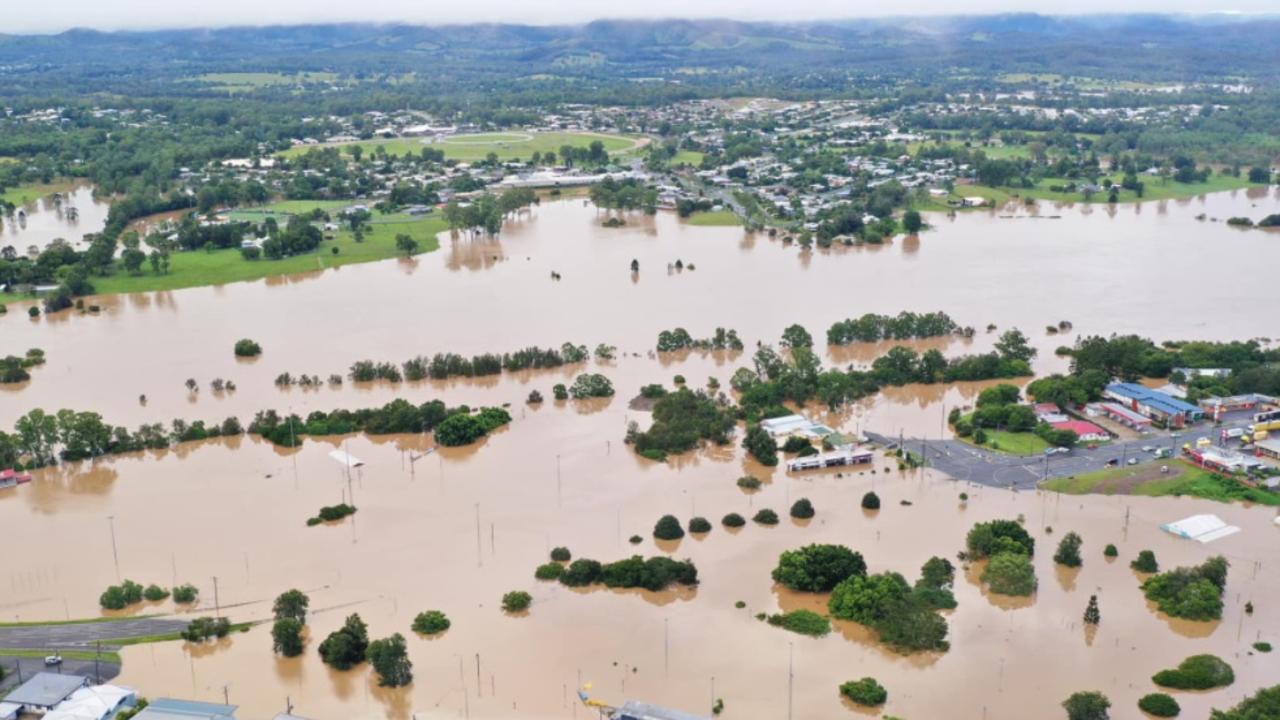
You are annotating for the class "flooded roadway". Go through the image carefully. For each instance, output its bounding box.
[2,188,1280,718]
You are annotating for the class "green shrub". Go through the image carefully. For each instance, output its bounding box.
[1212,686,1280,720]
[766,609,830,637]
[172,584,198,604]
[628,534,643,544]
[736,475,762,490]
[772,544,866,592]
[560,559,604,586]
[569,373,615,399]
[722,513,746,528]
[1054,532,1083,568]
[1152,654,1234,690]
[861,491,880,510]
[653,514,685,540]
[1142,556,1228,621]
[1131,549,1158,572]
[598,556,699,591]
[99,579,145,610]
[781,436,813,453]
[982,552,1037,596]
[789,498,815,519]
[502,591,532,612]
[550,546,571,562]
[318,614,369,670]
[1254,642,1273,653]
[829,572,949,652]
[840,677,887,706]
[1138,693,1180,717]
[411,610,451,634]
[233,339,262,357]
[1103,544,1118,558]
[967,520,1034,558]
[535,562,565,580]
[181,616,231,643]
[753,509,779,525]
[271,618,304,657]
[143,584,170,602]
[367,633,413,687]
[1062,691,1110,720]
[308,503,357,525]
[552,383,568,400]
[688,516,712,533]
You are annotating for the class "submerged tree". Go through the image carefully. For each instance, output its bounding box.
[1083,595,1100,626]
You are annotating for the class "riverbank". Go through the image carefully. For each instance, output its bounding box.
[87,215,446,295]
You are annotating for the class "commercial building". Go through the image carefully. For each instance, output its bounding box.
[133,698,239,720]
[1086,402,1154,431]
[2,673,92,713]
[760,414,835,439]
[786,446,874,472]
[1104,383,1204,428]
[1254,437,1280,461]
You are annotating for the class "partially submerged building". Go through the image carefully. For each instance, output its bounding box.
[133,698,239,720]
[1,673,92,715]
[1104,383,1204,428]
[760,414,835,439]
[786,446,874,472]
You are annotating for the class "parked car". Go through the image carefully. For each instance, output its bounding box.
[45,654,62,666]
[1106,459,1119,466]
[1141,445,1155,452]
[1127,458,1139,466]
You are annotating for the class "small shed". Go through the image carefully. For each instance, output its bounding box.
[1161,514,1240,544]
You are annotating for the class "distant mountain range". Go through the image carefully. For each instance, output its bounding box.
[2,15,1279,89]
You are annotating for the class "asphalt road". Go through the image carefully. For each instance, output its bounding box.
[0,617,187,650]
[0,656,120,694]
[868,413,1258,490]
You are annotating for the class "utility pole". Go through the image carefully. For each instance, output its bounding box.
[787,642,794,720]
[107,516,119,579]
[213,576,220,618]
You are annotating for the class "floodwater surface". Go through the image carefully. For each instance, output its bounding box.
[2,189,1280,719]
[1,182,112,254]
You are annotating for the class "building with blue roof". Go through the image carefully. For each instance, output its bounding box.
[1105,382,1204,428]
[133,698,238,720]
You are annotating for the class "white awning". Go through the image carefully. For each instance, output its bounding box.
[327,450,364,469]
[1161,514,1240,543]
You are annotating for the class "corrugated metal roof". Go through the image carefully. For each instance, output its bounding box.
[4,673,89,709]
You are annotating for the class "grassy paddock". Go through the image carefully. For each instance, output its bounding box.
[1044,460,1280,505]
[91,215,446,295]
[1,180,79,206]
[684,210,742,227]
[280,131,642,163]
[0,647,122,663]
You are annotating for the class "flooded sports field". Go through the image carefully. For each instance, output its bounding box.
[2,188,1279,719]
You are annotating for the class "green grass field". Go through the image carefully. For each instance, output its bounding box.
[280,131,643,163]
[92,215,446,295]
[684,210,742,227]
[194,72,340,92]
[671,150,705,167]
[917,173,1260,212]
[1,180,78,206]
[962,429,1052,456]
[1043,460,1280,505]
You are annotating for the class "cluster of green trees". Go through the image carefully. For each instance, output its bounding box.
[1141,556,1229,621]
[966,519,1037,596]
[1152,654,1235,690]
[772,544,866,592]
[306,503,357,526]
[2,408,244,468]
[953,382,1081,448]
[551,555,699,592]
[270,589,310,657]
[317,611,412,687]
[655,327,744,352]
[826,311,962,345]
[589,178,658,213]
[840,678,887,707]
[441,188,537,235]
[244,399,508,447]
[0,348,45,384]
[825,554,955,652]
[764,609,830,637]
[180,616,232,643]
[1060,335,1280,398]
[626,388,736,461]
[1209,684,1280,720]
[95,581,188,605]
[568,373,615,399]
[364,343,591,382]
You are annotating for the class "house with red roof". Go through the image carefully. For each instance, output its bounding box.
[1050,419,1109,442]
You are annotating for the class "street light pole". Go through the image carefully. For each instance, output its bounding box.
[107,516,119,579]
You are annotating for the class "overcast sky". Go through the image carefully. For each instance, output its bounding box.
[7,0,1276,34]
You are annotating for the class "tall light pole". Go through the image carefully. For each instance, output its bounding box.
[107,516,119,579]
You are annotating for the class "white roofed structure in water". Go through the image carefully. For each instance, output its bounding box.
[327,449,365,469]
[43,685,137,720]
[1161,514,1241,543]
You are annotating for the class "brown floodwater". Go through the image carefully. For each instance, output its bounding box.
[4,187,1280,438]
[1,182,111,254]
[1,427,1277,720]
[3,189,1280,719]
